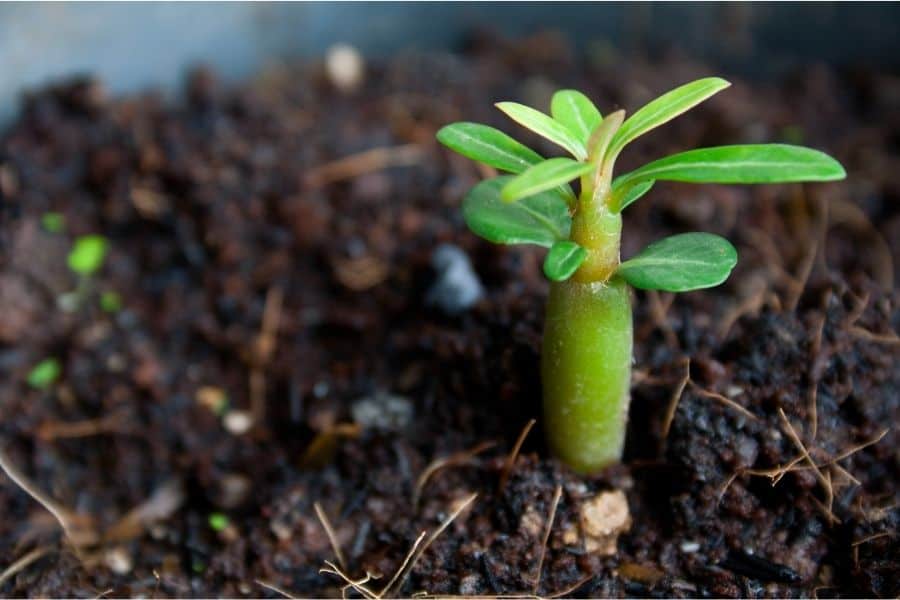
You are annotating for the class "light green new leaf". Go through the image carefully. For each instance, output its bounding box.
[617,233,737,292]
[463,176,571,248]
[27,357,61,390]
[496,102,587,160]
[608,77,730,158]
[68,235,109,275]
[550,90,602,144]
[543,240,588,281]
[612,144,846,207]
[436,122,543,174]
[501,158,593,203]
[615,179,655,212]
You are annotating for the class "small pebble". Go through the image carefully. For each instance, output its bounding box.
[351,392,413,431]
[426,244,484,315]
[223,410,253,435]
[326,44,365,92]
[579,489,631,556]
[680,540,701,553]
[104,546,133,575]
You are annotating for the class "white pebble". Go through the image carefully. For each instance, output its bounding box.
[326,44,364,92]
[223,410,253,435]
[680,540,701,553]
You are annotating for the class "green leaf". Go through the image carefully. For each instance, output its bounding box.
[496,102,588,160]
[100,290,123,313]
[501,158,593,203]
[543,240,588,281]
[27,357,61,390]
[608,77,730,158]
[68,235,108,275]
[436,122,543,174]
[617,233,738,292]
[616,179,655,211]
[41,212,65,234]
[613,144,846,202]
[550,90,602,144]
[463,176,571,247]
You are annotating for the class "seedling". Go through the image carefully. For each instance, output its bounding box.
[438,78,845,472]
[100,290,123,313]
[41,212,66,234]
[27,357,61,390]
[59,234,109,312]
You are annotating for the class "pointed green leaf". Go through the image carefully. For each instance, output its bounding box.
[613,144,846,200]
[615,179,655,212]
[495,102,587,160]
[609,77,731,158]
[543,240,588,281]
[462,176,571,247]
[617,233,737,292]
[501,158,593,203]
[551,90,602,144]
[436,122,543,174]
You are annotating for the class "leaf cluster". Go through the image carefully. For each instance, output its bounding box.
[437,78,845,290]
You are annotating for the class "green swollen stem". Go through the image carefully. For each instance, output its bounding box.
[542,179,633,473]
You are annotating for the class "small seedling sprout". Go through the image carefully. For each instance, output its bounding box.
[208,512,230,532]
[27,358,61,390]
[41,212,66,234]
[438,78,845,472]
[67,235,108,276]
[100,290,123,313]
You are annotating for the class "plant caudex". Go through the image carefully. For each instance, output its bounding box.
[437,78,845,473]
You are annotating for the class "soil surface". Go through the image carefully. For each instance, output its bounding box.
[1,32,898,598]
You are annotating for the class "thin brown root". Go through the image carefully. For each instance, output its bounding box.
[36,411,131,441]
[413,442,495,507]
[383,493,478,598]
[250,285,284,427]
[848,325,900,345]
[305,144,423,187]
[93,589,114,599]
[808,313,826,438]
[785,228,819,312]
[717,282,767,340]
[843,291,870,327]
[851,532,892,547]
[499,420,536,493]
[661,358,691,441]
[320,561,380,599]
[647,291,678,349]
[0,448,98,547]
[0,545,53,587]
[831,429,889,463]
[532,485,562,594]
[778,409,837,524]
[256,579,300,599]
[548,574,594,599]
[828,198,894,289]
[716,471,742,505]
[377,532,426,599]
[315,501,348,572]
[690,384,758,422]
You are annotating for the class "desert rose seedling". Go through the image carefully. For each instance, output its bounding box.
[58,234,109,312]
[438,78,845,473]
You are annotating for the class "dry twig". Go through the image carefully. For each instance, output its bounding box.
[661,357,691,440]
[315,501,348,572]
[532,485,562,594]
[305,144,423,187]
[413,442,494,507]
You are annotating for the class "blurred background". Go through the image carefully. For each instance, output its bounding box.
[1,2,898,123]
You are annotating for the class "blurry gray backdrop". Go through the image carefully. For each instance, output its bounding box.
[1,3,898,122]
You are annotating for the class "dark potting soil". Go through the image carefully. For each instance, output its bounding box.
[0,32,898,597]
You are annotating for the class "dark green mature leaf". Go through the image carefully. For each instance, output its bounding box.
[496,102,588,160]
[616,179,654,211]
[608,77,730,159]
[501,158,593,203]
[436,122,542,174]
[463,176,571,247]
[612,144,846,210]
[617,233,737,292]
[543,240,588,281]
[551,90,602,144]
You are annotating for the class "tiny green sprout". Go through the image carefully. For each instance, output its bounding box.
[67,234,108,276]
[438,78,845,473]
[100,290,123,313]
[27,357,61,390]
[208,512,229,532]
[41,212,66,234]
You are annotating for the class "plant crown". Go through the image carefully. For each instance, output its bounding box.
[437,78,845,287]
